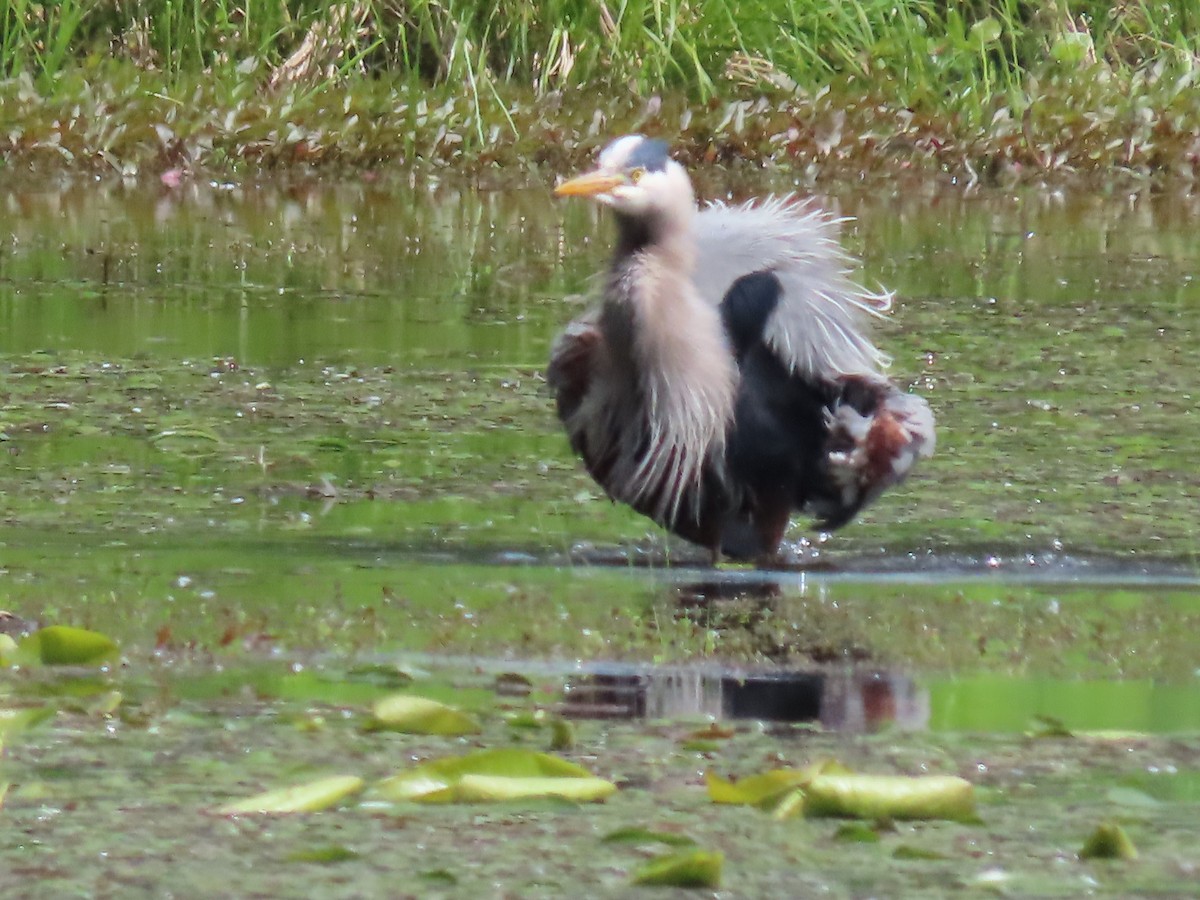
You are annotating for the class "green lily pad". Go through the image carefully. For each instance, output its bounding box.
[631,849,723,888]
[1080,822,1138,860]
[768,787,808,820]
[376,747,613,804]
[15,626,119,666]
[85,690,123,716]
[833,821,882,843]
[286,845,361,864]
[0,706,56,739]
[706,758,846,807]
[602,827,697,847]
[371,695,481,735]
[549,718,575,750]
[893,844,949,860]
[803,774,977,822]
[453,774,615,802]
[505,709,547,729]
[217,774,365,815]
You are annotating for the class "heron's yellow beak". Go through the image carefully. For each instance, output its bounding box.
[554,171,625,198]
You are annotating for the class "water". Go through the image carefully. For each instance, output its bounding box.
[2,174,1199,735]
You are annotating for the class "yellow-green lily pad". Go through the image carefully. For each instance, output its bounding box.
[632,849,723,888]
[453,773,615,802]
[371,694,481,735]
[602,827,696,847]
[706,758,847,808]
[549,718,575,751]
[803,774,977,822]
[286,845,361,864]
[0,706,56,739]
[1080,822,1138,860]
[15,626,119,666]
[834,821,883,843]
[218,774,364,815]
[376,747,613,804]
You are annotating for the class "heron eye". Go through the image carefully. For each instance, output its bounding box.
[628,167,646,183]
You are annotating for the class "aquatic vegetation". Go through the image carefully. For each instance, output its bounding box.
[217,774,365,815]
[0,120,1198,895]
[631,848,723,887]
[373,747,616,803]
[3,3,1200,183]
[5,625,119,667]
[369,694,482,734]
[2,656,1197,895]
[1080,821,1139,861]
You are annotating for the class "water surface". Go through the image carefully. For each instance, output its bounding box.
[4,173,1200,899]
[2,174,1199,730]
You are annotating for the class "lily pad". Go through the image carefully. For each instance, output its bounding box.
[1080,822,1138,860]
[217,774,365,815]
[803,774,977,822]
[453,774,615,802]
[602,827,697,847]
[893,844,949,860]
[376,747,614,804]
[0,706,56,739]
[833,821,883,843]
[706,758,846,807]
[631,849,723,888]
[549,718,575,750]
[14,626,119,666]
[371,695,481,735]
[286,845,361,864]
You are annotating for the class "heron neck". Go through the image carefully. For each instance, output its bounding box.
[613,209,695,273]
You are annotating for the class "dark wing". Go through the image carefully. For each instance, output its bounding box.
[546,310,602,427]
[718,263,934,551]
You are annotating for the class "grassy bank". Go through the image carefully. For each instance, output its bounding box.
[3,1,1200,182]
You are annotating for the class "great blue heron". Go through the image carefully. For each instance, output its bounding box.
[549,135,934,563]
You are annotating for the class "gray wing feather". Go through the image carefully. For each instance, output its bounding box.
[692,197,891,377]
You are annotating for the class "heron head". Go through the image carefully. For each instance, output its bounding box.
[555,135,694,220]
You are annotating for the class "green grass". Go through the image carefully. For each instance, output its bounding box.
[5,2,1197,96]
[4,2,1200,180]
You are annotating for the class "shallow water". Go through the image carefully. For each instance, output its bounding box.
[2,174,1199,728]
[4,174,1200,898]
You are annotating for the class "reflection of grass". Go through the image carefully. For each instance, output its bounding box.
[5,3,1200,180]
